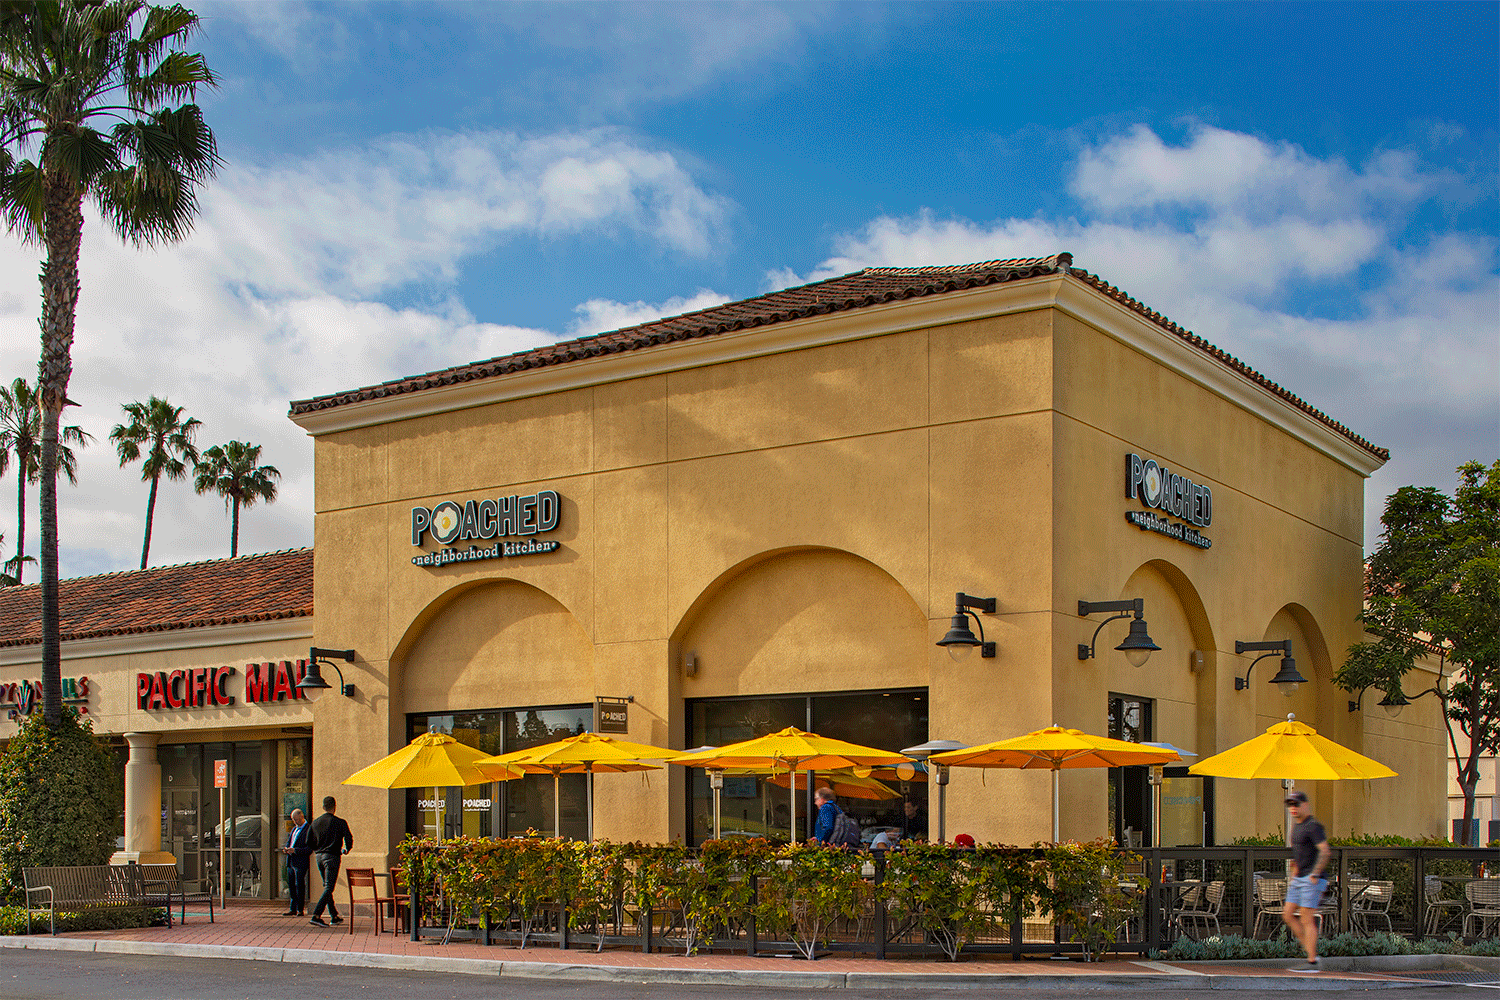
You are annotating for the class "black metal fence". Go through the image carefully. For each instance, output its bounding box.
[406,844,1500,959]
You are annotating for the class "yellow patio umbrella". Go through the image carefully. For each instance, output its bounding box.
[342,732,521,839]
[1189,714,1396,845]
[673,727,910,843]
[750,768,902,801]
[930,726,1181,842]
[479,732,680,840]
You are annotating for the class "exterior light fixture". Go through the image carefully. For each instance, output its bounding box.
[1077,598,1160,667]
[1234,640,1304,696]
[297,647,356,701]
[935,592,996,660]
[1348,681,1443,718]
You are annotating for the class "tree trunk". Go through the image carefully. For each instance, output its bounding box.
[37,167,84,730]
[13,450,26,585]
[230,498,240,558]
[141,473,160,569]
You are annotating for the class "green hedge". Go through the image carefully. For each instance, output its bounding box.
[400,835,1137,961]
[0,905,166,935]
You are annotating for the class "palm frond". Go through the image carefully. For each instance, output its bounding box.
[41,125,120,185]
[0,156,43,243]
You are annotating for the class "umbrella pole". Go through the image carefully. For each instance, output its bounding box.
[1052,766,1061,843]
[586,766,594,843]
[790,768,797,844]
[712,770,722,841]
[554,771,562,839]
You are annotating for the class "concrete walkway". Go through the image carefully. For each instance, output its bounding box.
[0,900,1485,991]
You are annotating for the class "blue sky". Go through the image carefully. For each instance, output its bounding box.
[0,1,1495,578]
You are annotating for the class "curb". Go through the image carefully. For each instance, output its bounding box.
[0,936,1447,990]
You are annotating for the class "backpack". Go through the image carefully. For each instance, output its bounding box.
[830,808,861,848]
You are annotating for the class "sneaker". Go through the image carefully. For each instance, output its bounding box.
[330,915,344,925]
[1294,962,1320,973]
[309,916,329,927]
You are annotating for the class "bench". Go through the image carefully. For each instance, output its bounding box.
[22,864,215,935]
[137,864,215,928]
[22,865,142,936]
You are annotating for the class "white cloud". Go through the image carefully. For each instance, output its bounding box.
[772,126,1499,551]
[0,126,734,579]
[570,290,731,336]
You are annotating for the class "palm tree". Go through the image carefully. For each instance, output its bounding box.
[110,397,200,569]
[0,378,90,584]
[0,1,219,727]
[194,441,280,558]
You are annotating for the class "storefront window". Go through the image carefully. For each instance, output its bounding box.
[686,689,928,847]
[160,739,301,900]
[407,705,591,841]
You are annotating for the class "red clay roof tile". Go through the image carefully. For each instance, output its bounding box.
[288,253,1388,461]
[0,548,312,649]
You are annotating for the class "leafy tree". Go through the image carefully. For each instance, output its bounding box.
[0,377,90,584]
[192,440,279,558]
[109,396,200,568]
[0,708,123,902]
[0,0,220,727]
[1336,460,1500,845]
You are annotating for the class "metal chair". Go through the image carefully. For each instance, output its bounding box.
[1426,876,1467,935]
[1176,880,1224,940]
[1251,876,1287,939]
[1464,879,1500,938]
[345,867,398,935]
[1351,880,1394,936]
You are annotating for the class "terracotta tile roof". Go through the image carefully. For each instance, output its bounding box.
[288,253,1387,461]
[0,548,313,649]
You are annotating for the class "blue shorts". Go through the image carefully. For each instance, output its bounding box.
[1288,875,1327,909]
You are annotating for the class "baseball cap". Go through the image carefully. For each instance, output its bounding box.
[1284,790,1308,805]
[953,833,975,847]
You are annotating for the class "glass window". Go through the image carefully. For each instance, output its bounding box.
[686,690,928,847]
[406,705,590,840]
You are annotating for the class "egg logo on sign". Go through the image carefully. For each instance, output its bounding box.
[431,501,463,545]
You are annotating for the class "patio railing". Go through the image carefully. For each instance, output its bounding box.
[397,838,1500,960]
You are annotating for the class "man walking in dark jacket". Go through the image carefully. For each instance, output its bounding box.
[307,796,353,927]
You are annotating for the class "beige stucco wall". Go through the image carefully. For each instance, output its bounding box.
[297,281,1440,868]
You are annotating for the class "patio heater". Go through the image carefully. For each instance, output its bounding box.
[900,740,971,843]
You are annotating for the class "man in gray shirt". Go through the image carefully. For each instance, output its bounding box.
[1281,790,1331,971]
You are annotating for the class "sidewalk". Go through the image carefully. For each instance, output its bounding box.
[0,899,1482,991]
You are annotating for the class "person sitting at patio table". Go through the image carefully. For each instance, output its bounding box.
[870,830,899,851]
[813,787,842,845]
[1282,790,1331,972]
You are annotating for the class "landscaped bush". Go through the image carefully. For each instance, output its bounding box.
[0,905,164,935]
[1042,840,1142,962]
[755,842,869,960]
[1161,930,1500,961]
[0,709,123,904]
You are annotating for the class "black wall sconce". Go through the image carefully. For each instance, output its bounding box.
[297,647,356,700]
[1349,678,1445,718]
[1234,640,1305,696]
[935,592,996,659]
[1077,598,1160,667]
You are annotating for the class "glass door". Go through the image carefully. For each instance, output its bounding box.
[167,788,200,881]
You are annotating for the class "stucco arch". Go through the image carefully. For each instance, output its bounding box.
[672,546,928,699]
[1112,560,1217,752]
[392,579,594,716]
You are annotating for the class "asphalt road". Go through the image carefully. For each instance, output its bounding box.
[0,951,1478,1000]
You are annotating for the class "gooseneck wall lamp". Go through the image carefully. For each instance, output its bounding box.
[1349,682,1445,718]
[1234,640,1306,696]
[297,647,356,700]
[1077,598,1160,667]
[935,592,996,659]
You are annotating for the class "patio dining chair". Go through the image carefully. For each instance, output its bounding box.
[1426,876,1467,936]
[1464,879,1500,938]
[1351,880,1394,936]
[345,867,398,935]
[1251,875,1287,939]
[1176,881,1225,940]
